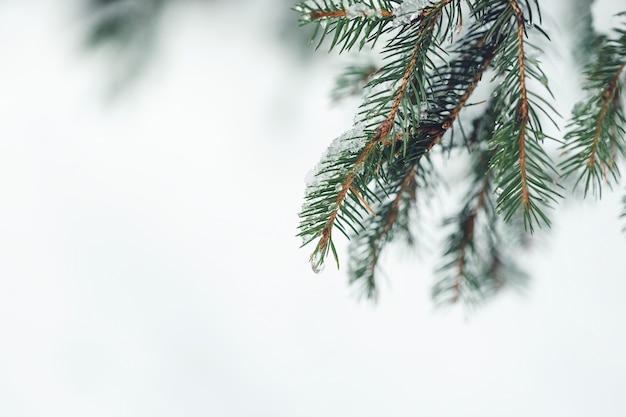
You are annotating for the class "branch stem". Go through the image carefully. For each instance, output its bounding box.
[309,9,394,20]
[509,0,530,210]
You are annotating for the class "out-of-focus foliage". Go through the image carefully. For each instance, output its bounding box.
[84,0,167,94]
[83,0,308,95]
[570,0,603,68]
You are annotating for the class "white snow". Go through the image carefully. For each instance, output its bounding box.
[345,2,383,18]
[304,123,368,191]
[298,0,387,20]
[301,123,369,245]
[393,0,429,26]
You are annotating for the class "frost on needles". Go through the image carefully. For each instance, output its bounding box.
[294,0,626,306]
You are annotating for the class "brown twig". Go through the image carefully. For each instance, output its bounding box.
[309,9,394,20]
[508,0,531,211]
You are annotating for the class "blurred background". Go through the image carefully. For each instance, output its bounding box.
[1,0,625,416]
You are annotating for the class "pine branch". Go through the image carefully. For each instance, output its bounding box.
[434,99,529,306]
[347,165,420,300]
[294,1,617,305]
[293,0,398,51]
[488,0,560,232]
[299,125,372,272]
[358,0,460,135]
[309,7,394,19]
[560,26,626,198]
[344,15,501,296]
[298,0,463,274]
[510,1,530,210]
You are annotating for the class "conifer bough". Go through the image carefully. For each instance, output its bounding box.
[295,0,626,305]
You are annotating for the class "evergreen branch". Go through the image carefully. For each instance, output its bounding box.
[294,0,626,306]
[588,64,625,168]
[345,22,499,296]
[359,0,460,136]
[509,0,531,210]
[348,166,419,300]
[299,0,462,274]
[372,28,423,143]
[560,26,626,198]
[434,100,529,306]
[488,1,560,232]
[301,118,405,273]
[299,125,388,273]
[435,156,494,305]
[410,2,501,147]
[293,0,398,51]
[451,169,491,302]
[309,8,394,20]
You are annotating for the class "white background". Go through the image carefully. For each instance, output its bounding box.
[1,1,625,416]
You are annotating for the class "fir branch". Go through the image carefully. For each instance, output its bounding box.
[342,1,547,298]
[359,0,460,136]
[588,64,625,168]
[404,2,500,148]
[488,0,560,232]
[345,21,500,296]
[348,165,419,300]
[451,169,491,302]
[298,125,386,273]
[434,100,529,306]
[299,0,462,274]
[293,0,398,51]
[510,0,531,210]
[560,27,626,198]
[296,0,577,304]
[309,8,394,20]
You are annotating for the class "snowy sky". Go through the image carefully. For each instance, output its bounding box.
[1,1,626,416]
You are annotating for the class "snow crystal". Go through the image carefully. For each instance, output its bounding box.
[345,3,382,18]
[304,123,368,191]
[296,0,384,23]
[393,0,429,27]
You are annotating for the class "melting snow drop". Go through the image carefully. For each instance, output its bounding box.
[310,251,325,274]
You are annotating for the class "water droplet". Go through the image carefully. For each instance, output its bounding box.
[310,251,325,274]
